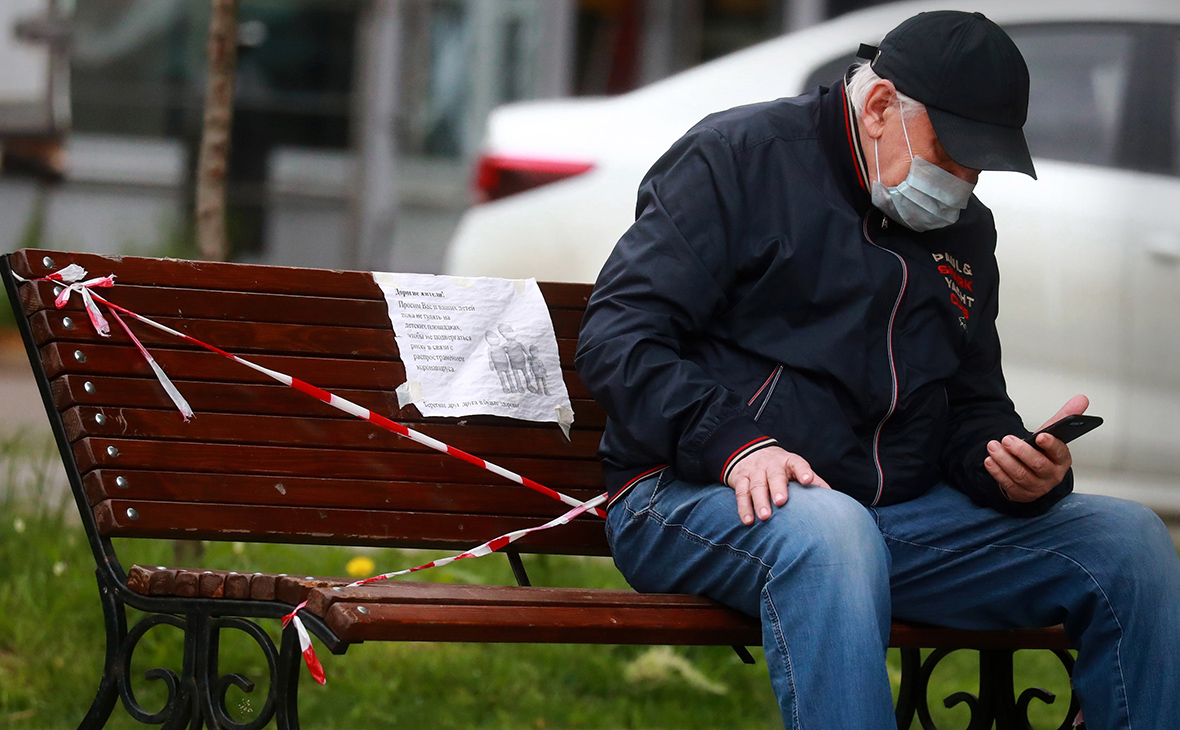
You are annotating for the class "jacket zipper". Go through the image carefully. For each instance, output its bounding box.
[748,364,783,422]
[862,216,907,506]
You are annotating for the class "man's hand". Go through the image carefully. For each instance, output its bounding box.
[727,446,831,525]
[983,394,1089,502]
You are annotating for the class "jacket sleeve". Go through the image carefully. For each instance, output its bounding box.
[575,126,775,484]
[940,269,1073,517]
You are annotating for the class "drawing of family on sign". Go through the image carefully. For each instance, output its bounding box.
[485,324,550,395]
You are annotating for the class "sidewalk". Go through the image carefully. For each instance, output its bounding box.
[0,333,51,436]
[1,331,70,509]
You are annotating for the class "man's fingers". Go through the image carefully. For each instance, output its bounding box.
[1039,394,1090,432]
[1000,436,1057,478]
[785,453,816,485]
[788,455,831,489]
[987,440,1034,484]
[768,469,789,507]
[985,435,1070,503]
[750,480,774,521]
[725,446,830,524]
[1032,433,1071,466]
[731,477,756,526]
[983,453,1039,500]
[984,456,1020,498]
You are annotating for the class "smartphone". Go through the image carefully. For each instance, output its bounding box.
[1023,414,1103,449]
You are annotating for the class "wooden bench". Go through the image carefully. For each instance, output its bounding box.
[3,249,1081,730]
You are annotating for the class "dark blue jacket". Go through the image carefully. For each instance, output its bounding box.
[575,80,1072,515]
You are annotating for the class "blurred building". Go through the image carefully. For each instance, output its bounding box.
[0,0,884,271]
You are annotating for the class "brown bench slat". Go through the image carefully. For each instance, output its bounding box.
[81,471,604,516]
[11,251,380,300]
[42,341,403,388]
[49,376,609,429]
[61,407,602,458]
[29,309,583,366]
[323,602,761,645]
[42,341,406,387]
[276,575,354,605]
[21,281,395,330]
[10,249,592,309]
[320,596,1072,649]
[129,569,732,612]
[20,280,586,339]
[30,309,400,359]
[72,439,606,488]
[95,500,611,553]
[304,581,745,616]
[40,342,593,399]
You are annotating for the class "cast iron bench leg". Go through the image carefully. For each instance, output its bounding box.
[77,575,125,730]
[275,625,304,730]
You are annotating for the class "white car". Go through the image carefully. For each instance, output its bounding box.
[444,0,1180,511]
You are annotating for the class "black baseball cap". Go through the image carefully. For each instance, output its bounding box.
[857,11,1037,178]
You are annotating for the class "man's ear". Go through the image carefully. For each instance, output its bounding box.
[860,80,897,140]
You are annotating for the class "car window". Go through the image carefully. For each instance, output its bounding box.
[1175,38,1180,175]
[1005,25,1135,169]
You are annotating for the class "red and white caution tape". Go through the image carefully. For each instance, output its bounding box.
[280,491,606,682]
[20,263,611,685]
[87,289,605,518]
[281,601,327,685]
[17,263,116,336]
[18,265,604,519]
[107,307,194,421]
[17,266,193,419]
[351,490,606,586]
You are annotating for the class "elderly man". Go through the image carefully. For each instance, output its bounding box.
[575,10,1180,729]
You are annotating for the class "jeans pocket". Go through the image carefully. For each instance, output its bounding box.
[607,471,662,551]
[646,468,678,511]
[616,469,666,519]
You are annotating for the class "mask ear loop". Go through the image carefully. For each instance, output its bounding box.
[897,100,914,159]
[874,138,881,182]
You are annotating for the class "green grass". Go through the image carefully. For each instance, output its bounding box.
[0,432,1084,729]
[0,286,14,332]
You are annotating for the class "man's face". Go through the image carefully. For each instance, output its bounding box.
[865,85,981,189]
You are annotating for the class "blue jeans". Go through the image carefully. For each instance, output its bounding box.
[605,472,1180,729]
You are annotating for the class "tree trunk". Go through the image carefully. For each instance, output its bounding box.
[195,0,239,262]
[180,0,240,565]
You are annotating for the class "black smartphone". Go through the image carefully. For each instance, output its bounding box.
[1023,414,1103,449]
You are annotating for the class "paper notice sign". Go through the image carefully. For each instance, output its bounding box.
[372,272,574,436]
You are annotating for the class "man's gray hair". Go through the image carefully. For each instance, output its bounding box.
[846,59,923,119]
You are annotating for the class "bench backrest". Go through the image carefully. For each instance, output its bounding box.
[5,250,610,556]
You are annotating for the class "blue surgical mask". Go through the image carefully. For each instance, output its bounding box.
[870,110,976,232]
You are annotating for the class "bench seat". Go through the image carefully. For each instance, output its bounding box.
[126,565,1070,651]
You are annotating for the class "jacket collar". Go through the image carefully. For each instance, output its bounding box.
[818,72,873,215]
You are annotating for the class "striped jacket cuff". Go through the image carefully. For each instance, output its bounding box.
[720,437,779,485]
